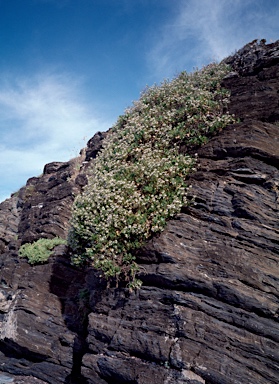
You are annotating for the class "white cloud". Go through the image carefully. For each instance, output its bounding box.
[0,147,48,202]
[148,0,279,78]
[0,71,112,202]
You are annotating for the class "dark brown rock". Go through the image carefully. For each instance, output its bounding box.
[222,40,279,122]
[0,40,278,384]
[0,245,86,384]
[224,39,279,76]
[80,41,279,384]
[17,157,83,245]
[85,131,108,162]
[0,194,21,253]
[13,376,48,384]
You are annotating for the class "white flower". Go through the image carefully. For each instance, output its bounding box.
[70,61,235,283]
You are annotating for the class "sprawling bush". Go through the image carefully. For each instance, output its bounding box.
[69,62,235,287]
[19,237,67,264]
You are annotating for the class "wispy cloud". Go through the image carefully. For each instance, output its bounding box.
[0,71,111,202]
[148,0,279,78]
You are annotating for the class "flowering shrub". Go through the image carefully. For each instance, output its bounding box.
[19,237,67,264]
[69,62,235,287]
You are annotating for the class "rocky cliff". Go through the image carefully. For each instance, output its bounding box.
[0,40,278,384]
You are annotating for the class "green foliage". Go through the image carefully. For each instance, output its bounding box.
[69,62,235,285]
[19,237,67,265]
[23,185,36,201]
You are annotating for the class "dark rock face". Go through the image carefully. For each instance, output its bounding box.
[224,39,279,76]
[0,131,108,383]
[85,131,108,162]
[0,194,21,253]
[0,245,87,384]
[17,159,82,245]
[79,40,279,384]
[0,40,279,383]
[223,40,279,122]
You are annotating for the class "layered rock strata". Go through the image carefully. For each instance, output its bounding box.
[0,40,278,384]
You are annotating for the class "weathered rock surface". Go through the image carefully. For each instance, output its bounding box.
[0,131,107,383]
[223,40,279,122]
[0,194,21,254]
[85,131,108,162]
[82,123,278,384]
[17,159,82,245]
[0,40,278,383]
[0,244,87,384]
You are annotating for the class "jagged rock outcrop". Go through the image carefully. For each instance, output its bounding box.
[0,248,76,383]
[0,134,105,383]
[223,39,279,122]
[85,131,108,162]
[0,40,278,384]
[18,159,82,245]
[0,194,21,254]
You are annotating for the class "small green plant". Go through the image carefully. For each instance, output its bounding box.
[69,62,235,287]
[19,237,67,265]
[23,185,36,201]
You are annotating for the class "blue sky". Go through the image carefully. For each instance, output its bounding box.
[0,0,279,202]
